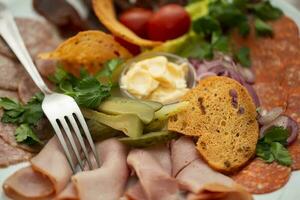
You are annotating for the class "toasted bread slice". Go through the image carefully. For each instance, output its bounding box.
[168,76,258,173]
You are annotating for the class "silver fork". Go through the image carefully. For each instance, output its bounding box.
[0,3,100,172]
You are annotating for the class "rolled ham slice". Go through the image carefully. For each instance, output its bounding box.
[126,148,179,200]
[71,139,129,200]
[172,137,252,200]
[3,136,74,199]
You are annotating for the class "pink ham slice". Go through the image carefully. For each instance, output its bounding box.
[126,148,179,200]
[3,136,73,199]
[69,139,129,200]
[172,137,252,200]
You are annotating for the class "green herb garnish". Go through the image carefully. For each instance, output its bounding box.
[0,93,44,145]
[190,0,283,66]
[235,47,251,68]
[256,126,292,166]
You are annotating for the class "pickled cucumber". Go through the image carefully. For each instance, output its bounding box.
[87,119,120,141]
[82,108,143,138]
[98,97,155,124]
[140,100,163,111]
[144,119,167,132]
[154,101,189,120]
[119,131,178,148]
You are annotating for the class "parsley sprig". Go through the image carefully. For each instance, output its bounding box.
[256,126,292,166]
[0,93,44,144]
[189,0,283,66]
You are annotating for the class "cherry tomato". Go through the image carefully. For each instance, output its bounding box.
[147,4,191,41]
[114,36,141,55]
[119,8,153,38]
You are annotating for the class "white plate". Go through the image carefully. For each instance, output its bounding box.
[0,0,299,199]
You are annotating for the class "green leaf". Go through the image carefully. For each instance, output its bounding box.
[251,1,283,21]
[96,59,123,80]
[255,18,273,36]
[263,126,289,144]
[0,97,22,110]
[192,16,221,36]
[235,47,251,68]
[256,141,274,163]
[48,66,70,84]
[270,142,292,166]
[15,124,42,145]
[212,35,229,53]
[238,20,250,37]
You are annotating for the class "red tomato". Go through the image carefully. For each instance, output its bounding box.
[119,8,153,38]
[147,4,191,41]
[114,36,141,55]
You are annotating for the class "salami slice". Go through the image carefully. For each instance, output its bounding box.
[288,139,300,171]
[283,62,300,89]
[253,82,288,111]
[0,55,26,90]
[231,159,291,194]
[285,88,300,124]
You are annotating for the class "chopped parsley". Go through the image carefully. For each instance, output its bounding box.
[256,126,292,166]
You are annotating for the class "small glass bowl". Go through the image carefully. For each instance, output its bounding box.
[119,52,197,104]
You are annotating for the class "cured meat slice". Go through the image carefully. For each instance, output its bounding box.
[231,158,291,194]
[0,110,18,146]
[288,139,300,170]
[285,88,300,124]
[0,55,26,90]
[146,144,172,175]
[253,82,288,111]
[3,167,54,200]
[282,61,300,89]
[171,137,198,177]
[18,76,40,104]
[56,183,77,200]
[0,89,19,100]
[0,137,32,167]
[3,136,75,199]
[127,148,179,200]
[72,139,129,200]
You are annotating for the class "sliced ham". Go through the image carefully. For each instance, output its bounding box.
[172,137,252,200]
[3,167,54,200]
[71,139,129,200]
[171,137,199,177]
[3,136,74,199]
[127,148,179,200]
[55,183,77,200]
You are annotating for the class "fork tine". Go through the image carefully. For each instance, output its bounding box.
[75,112,100,168]
[50,120,76,173]
[60,118,84,171]
[68,115,94,170]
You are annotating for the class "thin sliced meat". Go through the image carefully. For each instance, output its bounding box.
[0,38,15,59]
[288,138,300,170]
[253,82,288,111]
[282,61,300,88]
[18,75,55,104]
[285,88,300,124]
[127,149,179,200]
[171,137,199,177]
[3,167,54,200]
[231,158,291,194]
[0,110,18,146]
[71,139,129,200]
[0,137,32,167]
[0,89,19,100]
[56,183,77,200]
[176,159,235,193]
[146,144,172,175]
[125,182,147,200]
[0,55,26,90]
[31,137,73,193]
[3,136,75,199]
[35,59,57,77]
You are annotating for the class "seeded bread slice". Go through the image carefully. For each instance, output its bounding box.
[168,76,259,173]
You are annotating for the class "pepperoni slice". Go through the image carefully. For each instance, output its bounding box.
[253,82,288,111]
[288,139,300,170]
[285,88,300,124]
[282,62,300,89]
[231,159,291,194]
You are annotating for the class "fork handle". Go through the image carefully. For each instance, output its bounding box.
[0,11,51,94]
